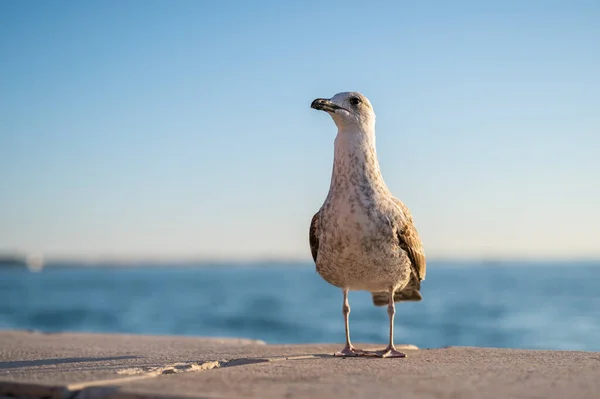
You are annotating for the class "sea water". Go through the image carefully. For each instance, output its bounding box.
[1,261,599,351]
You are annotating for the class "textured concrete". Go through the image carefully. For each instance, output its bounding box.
[0,330,265,398]
[1,330,599,399]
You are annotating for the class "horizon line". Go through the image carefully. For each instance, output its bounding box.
[34,256,600,266]
[3,252,600,267]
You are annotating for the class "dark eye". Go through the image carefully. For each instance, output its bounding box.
[350,97,361,106]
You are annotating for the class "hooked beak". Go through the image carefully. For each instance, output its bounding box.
[311,98,346,113]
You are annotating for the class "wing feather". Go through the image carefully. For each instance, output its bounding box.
[309,211,320,263]
[392,198,426,281]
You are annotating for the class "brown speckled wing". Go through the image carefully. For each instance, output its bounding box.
[392,198,426,282]
[309,211,320,263]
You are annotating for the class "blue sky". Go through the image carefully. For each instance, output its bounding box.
[1,0,599,261]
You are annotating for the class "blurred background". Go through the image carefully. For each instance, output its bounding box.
[1,1,599,351]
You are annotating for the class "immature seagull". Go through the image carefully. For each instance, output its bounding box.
[309,92,426,358]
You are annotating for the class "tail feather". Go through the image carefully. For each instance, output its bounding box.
[393,289,422,302]
[372,286,423,306]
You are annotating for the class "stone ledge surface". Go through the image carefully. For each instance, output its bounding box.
[1,330,599,399]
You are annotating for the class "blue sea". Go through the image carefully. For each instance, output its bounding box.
[1,261,599,351]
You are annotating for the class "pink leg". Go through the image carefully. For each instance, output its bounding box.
[334,288,366,357]
[368,287,406,358]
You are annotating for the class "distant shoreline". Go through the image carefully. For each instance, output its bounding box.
[3,258,599,269]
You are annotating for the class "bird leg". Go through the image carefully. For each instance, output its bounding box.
[369,287,407,358]
[334,288,366,357]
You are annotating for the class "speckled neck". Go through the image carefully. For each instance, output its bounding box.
[328,128,388,197]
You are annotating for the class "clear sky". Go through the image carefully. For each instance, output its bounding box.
[1,0,599,262]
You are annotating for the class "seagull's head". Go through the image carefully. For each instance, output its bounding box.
[311,92,376,131]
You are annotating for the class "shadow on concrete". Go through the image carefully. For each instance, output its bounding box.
[221,358,271,367]
[0,356,140,370]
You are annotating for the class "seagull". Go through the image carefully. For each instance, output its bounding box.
[309,92,426,358]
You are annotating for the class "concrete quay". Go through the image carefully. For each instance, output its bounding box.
[0,330,598,399]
